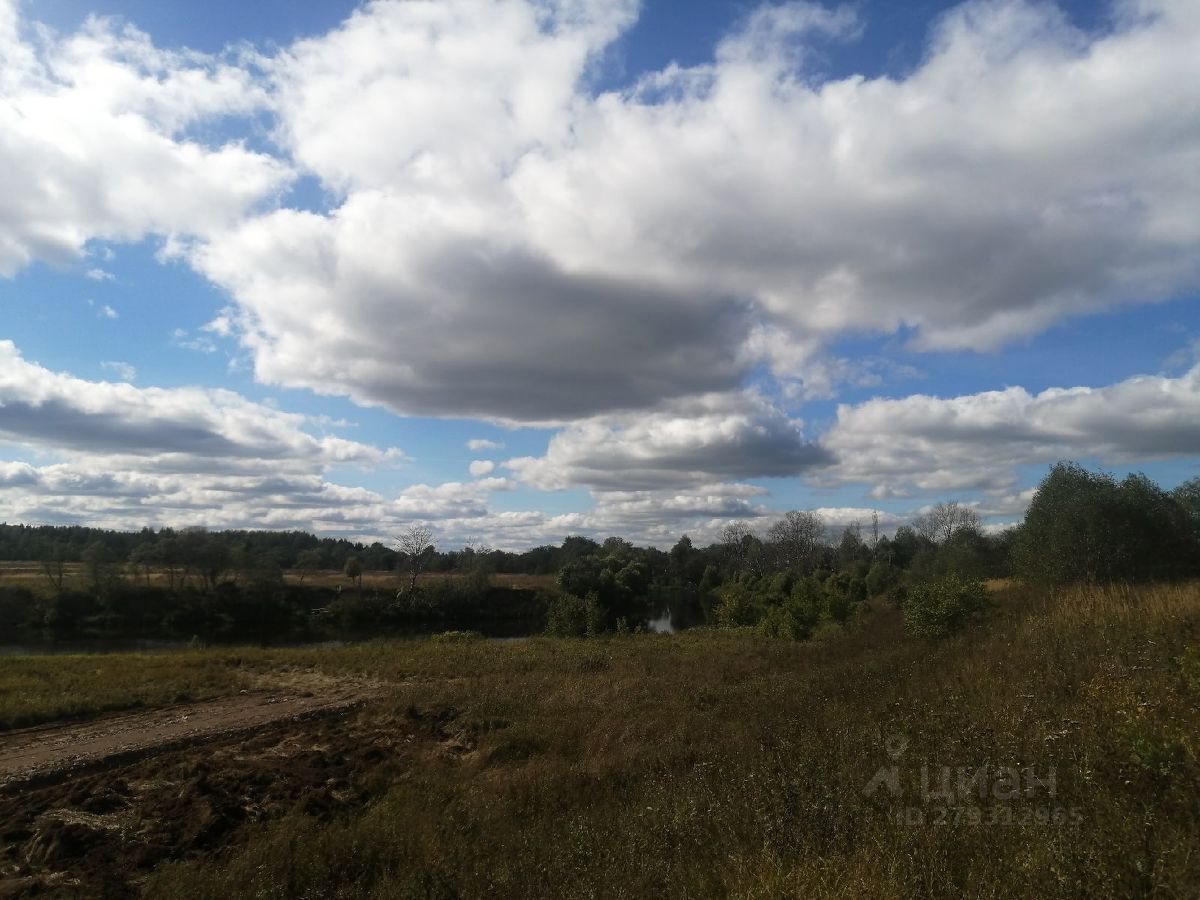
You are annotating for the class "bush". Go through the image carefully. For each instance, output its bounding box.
[714,584,760,628]
[758,600,818,640]
[545,593,604,637]
[902,574,987,639]
[430,630,484,643]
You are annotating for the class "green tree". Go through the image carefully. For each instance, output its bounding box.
[343,555,363,594]
[1015,462,1197,584]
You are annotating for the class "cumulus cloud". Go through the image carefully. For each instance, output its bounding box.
[821,364,1200,497]
[466,438,504,451]
[179,0,1200,424]
[468,459,496,477]
[506,391,829,490]
[0,340,398,470]
[0,341,533,538]
[0,464,514,535]
[0,2,290,275]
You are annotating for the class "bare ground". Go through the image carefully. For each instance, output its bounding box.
[0,686,370,791]
[0,676,466,898]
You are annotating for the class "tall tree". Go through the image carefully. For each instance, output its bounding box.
[768,510,825,575]
[1015,462,1197,584]
[720,522,755,573]
[396,524,436,592]
[913,501,980,545]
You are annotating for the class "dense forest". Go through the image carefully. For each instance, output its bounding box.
[2,462,1198,646]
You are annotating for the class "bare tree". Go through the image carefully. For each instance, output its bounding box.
[870,510,880,554]
[768,510,826,574]
[720,521,754,573]
[41,541,68,593]
[912,501,981,545]
[396,524,436,592]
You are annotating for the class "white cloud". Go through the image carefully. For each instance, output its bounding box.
[821,364,1200,497]
[469,459,496,477]
[506,390,828,490]
[0,339,399,470]
[467,438,505,451]
[85,267,115,281]
[0,3,290,276]
[179,0,1200,425]
[2,1,1199,544]
[100,360,136,381]
[98,303,119,319]
[170,327,217,353]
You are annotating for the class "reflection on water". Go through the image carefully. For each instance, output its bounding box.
[645,588,710,635]
[647,610,673,634]
[1,592,712,654]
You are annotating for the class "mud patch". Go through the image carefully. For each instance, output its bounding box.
[0,684,378,791]
[0,704,457,898]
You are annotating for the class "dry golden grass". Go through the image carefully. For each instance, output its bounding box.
[5,582,1198,898]
[0,560,557,594]
[287,569,558,591]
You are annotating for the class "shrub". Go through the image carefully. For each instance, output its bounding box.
[902,574,987,639]
[430,630,484,643]
[714,583,760,628]
[864,562,897,597]
[758,600,818,640]
[545,593,604,637]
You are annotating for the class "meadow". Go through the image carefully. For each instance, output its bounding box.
[0,560,555,596]
[2,580,1197,897]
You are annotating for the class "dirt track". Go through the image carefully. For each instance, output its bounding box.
[0,680,463,898]
[0,688,369,791]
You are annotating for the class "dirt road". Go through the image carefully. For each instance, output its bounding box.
[0,680,443,897]
[0,687,369,790]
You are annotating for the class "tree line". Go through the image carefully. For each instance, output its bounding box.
[2,462,1196,643]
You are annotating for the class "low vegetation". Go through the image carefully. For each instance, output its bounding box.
[2,580,1196,897]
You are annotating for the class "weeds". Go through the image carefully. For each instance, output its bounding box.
[4,581,1199,897]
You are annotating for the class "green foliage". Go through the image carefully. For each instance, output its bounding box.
[544,592,604,637]
[555,553,650,631]
[697,564,723,593]
[864,562,897,597]
[757,598,819,640]
[1016,462,1198,585]
[713,583,761,627]
[902,574,988,639]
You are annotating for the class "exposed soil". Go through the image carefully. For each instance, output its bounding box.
[0,686,368,791]
[0,679,471,898]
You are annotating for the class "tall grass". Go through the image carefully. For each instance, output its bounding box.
[7,582,1199,897]
[0,652,253,730]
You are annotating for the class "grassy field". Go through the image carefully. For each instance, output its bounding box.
[3,582,1198,897]
[0,560,557,595]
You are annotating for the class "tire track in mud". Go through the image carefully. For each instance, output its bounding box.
[0,683,443,898]
[0,688,375,791]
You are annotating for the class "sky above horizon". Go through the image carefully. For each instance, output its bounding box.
[1,0,1198,550]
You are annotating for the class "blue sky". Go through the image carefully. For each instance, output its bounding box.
[1,0,1198,548]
